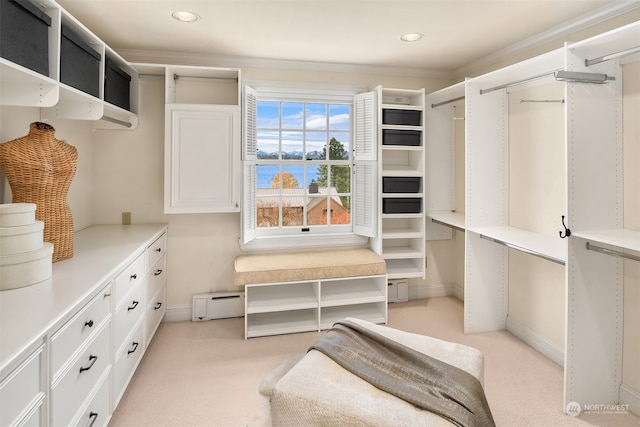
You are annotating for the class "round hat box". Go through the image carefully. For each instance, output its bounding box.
[0,203,37,227]
[0,242,53,291]
[0,220,45,255]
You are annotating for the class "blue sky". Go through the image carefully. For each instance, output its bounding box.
[256,101,350,156]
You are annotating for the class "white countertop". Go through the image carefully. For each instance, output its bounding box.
[0,224,167,371]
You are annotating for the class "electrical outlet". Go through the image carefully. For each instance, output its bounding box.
[122,211,132,225]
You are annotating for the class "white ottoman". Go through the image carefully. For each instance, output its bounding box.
[270,318,486,427]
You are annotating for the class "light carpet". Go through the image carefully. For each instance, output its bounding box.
[109,296,640,426]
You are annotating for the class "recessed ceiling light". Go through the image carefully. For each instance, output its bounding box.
[400,33,424,42]
[172,11,200,22]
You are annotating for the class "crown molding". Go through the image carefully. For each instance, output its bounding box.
[454,0,640,79]
[118,49,452,80]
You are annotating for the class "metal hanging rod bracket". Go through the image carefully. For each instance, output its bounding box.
[585,45,640,67]
[554,71,615,83]
[480,234,565,265]
[519,99,565,103]
[479,70,561,95]
[101,115,132,128]
[431,95,465,109]
[586,242,640,262]
[174,74,238,82]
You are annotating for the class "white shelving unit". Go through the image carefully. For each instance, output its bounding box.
[0,0,139,130]
[244,275,387,338]
[373,86,426,280]
[131,64,242,214]
[424,20,640,415]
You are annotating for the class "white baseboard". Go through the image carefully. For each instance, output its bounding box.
[620,383,640,417]
[506,315,565,367]
[164,304,192,322]
[409,282,456,300]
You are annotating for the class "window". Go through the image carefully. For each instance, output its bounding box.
[255,100,352,233]
[242,85,377,248]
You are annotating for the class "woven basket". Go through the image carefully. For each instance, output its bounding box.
[0,122,78,262]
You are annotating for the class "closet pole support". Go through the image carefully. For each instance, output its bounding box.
[586,242,640,262]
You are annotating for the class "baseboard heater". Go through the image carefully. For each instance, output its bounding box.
[192,292,245,321]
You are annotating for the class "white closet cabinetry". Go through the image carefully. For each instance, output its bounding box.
[0,224,168,427]
[372,86,426,280]
[155,65,241,214]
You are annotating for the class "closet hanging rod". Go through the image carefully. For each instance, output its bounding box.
[431,96,465,108]
[431,218,465,233]
[101,116,132,128]
[585,45,640,67]
[479,69,561,95]
[586,242,640,262]
[519,99,565,103]
[479,234,565,265]
[174,74,238,81]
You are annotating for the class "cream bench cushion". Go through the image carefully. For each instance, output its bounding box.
[269,317,485,427]
[233,248,386,286]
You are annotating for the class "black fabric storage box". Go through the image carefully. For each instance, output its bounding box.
[105,57,132,110]
[382,109,422,126]
[382,177,421,193]
[60,25,101,97]
[382,129,421,146]
[0,0,51,76]
[383,198,422,214]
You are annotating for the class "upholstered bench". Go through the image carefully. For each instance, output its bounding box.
[233,248,388,338]
[267,317,488,426]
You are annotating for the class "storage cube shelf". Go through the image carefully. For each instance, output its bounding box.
[244,275,387,339]
[0,0,139,130]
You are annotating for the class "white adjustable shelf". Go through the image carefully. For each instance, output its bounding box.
[320,304,386,330]
[246,311,318,338]
[0,59,59,107]
[245,282,317,314]
[428,211,466,232]
[385,258,424,279]
[468,225,567,264]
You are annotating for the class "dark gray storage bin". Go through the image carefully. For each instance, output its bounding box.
[382,177,421,193]
[383,198,422,214]
[105,56,132,110]
[382,129,421,146]
[61,25,101,97]
[0,0,51,76]
[382,109,421,126]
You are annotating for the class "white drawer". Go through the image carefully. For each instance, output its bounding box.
[114,283,145,352]
[146,232,167,270]
[113,322,145,407]
[0,345,44,427]
[72,370,110,427]
[146,284,166,345]
[51,323,110,427]
[147,255,166,305]
[51,286,112,378]
[113,254,145,308]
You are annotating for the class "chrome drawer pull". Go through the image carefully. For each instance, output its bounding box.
[130,273,137,280]
[79,355,98,373]
[154,302,163,310]
[154,269,163,276]
[85,320,94,328]
[128,342,139,355]
[88,412,98,427]
[127,300,139,311]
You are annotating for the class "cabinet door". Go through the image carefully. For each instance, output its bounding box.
[165,105,240,213]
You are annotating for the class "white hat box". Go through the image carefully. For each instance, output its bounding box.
[0,220,45,255]
[0,242,53,291]
[0,203,37,227]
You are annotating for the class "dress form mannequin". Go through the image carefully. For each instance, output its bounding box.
[0,122,78,261]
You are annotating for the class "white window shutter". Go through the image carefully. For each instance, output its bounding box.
[243,86,257,160]
[241,161,257,244]
[354,91,377,161]
[353,90,377,237]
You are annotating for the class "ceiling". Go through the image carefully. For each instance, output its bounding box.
[57,0,634,75]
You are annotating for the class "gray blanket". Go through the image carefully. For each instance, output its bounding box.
[309,320,495,427]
